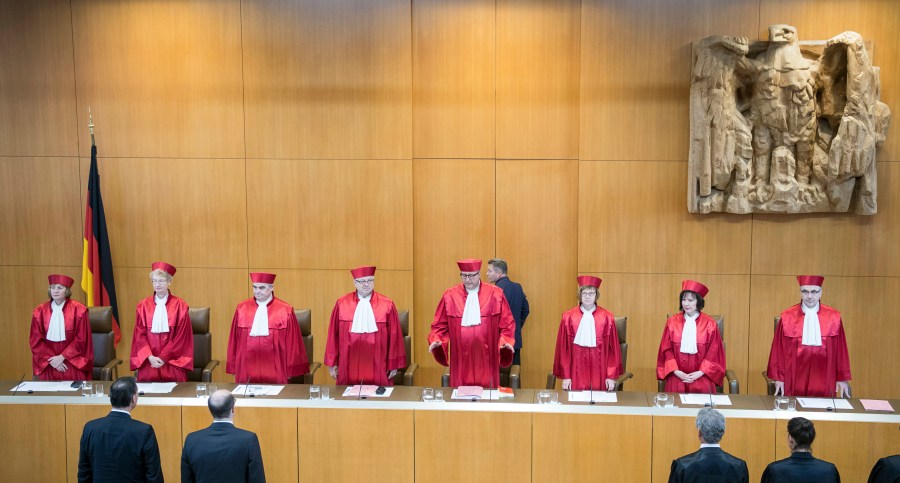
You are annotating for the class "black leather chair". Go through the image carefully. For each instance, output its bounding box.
[187,307,219,382]
[657,314,739,394]
[289,309,320,384]
[391,310,419,386]
[89,306,122,381]
[546,316,634,391]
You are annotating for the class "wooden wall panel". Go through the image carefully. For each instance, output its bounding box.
[578,161,752,274]
[579,0,758,161]
[413,159,496,386]
[0,0,77,157]
[496,160,578,389]
[242,0,412,160]
[70,0,245,159]
[496,0,580,160]
[413,0,496,159]
[0,404,66,482]
[78,157,249,269]
[245,159,412,270]
[0,157,83,266]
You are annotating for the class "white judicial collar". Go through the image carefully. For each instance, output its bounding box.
[151,292,170,334]
[680,312,699,354]
[461,286,482,327]
[801,302,823,346]
[47,300,67,342]
[573,306,597,348]
[250,295,273,337]
[350,294,378,334]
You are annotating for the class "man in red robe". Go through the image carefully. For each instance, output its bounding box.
[428,259,515,388]
[130,262,193,382]
[227,272,308,384]
[324,266,406,386]
[30,274,94,380]
[767,275,851,397]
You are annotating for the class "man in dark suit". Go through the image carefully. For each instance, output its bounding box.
[762,417,840,483]
[78,376,163,483]
[181,389,266,483]
[486,258,529,365]
[868,454,900,483]
[668,408,749,483]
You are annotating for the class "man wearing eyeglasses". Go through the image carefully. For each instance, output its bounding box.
[767,275,851,397]
[428,259,516,388]
[324,266,406,386]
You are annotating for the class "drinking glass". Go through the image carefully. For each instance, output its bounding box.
[320,386,330,400]
[422,387,434,402]
[434,390,443,402]
[774,396,789,411]
[309,385,321,400]
[537,390,551,404]
[82,381,93,397]
[93,383,104,397]
[196,384,207,398]
[655,393,669,408]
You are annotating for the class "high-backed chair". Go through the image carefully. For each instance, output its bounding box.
[187,307,219,382]
[288,309,320,384]
[657,314,739,394]
[391,310,419,386]
[90,306,122,381]
[545,316,634,391]
[760,316,849,396]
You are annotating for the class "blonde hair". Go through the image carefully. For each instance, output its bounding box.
[149,269,173,282]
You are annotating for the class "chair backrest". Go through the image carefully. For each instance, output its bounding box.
[392,310,412,385]
[89,306,115,380]
[615,316,628,373]
[295,309,313,358]
[188,307,211,382]
[774,316,780,331]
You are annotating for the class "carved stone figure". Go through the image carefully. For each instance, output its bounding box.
[689,25,891,214]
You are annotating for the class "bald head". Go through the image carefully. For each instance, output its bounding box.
[208,390,235,420]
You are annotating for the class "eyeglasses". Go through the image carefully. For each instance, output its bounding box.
[354,278,375,285]
[800,289,821,295]
[460,273,480,280]
[150,279,169,285]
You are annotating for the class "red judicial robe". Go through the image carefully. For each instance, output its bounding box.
[30,299,94,380]
[767,303,851,397]
[226,296,309,384]
[428,283,515,388]
[130,293,193,382]
[552,306,623,391]
[656,312,726,394]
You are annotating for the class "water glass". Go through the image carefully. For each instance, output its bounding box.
[550,391,559,404]
[196,384,207,398]
[537,390,551,404]
[655,393,669,407]
[320,386,330,400]
[309,385,321,400]
[422,387,434,402]
[774,396,789,411]
[434,390,443,402]
[786,398,797,411]
[93,383,104,397]
[82,381,93,397]
[207,385,218,395]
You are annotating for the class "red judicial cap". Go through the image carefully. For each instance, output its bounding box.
[457,259,482,272]
[681,279,709,298]
[577,275,602,288]
[48,274,74,288]
[250,272,276,284]
[151,261,177,276]
[350,266,376,279]
[797,275,824,287]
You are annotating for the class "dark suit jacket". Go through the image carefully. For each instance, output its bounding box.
[761,452,840,483]
[869,455,900,483]
[181,422,266,483]
[668,447,749,483]
[495,277,529,349]
[78,410,163,483]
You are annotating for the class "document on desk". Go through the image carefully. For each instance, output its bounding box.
[232,385,284,397]
[136,382,177,394]
[10,381,79,392]
[860,399,894,412]
[679,394,732,406]
[568,391,617,403]
[342,385,393,397]
[797,397,853,409]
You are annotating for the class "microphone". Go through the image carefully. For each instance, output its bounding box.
[589,365,595,405]
[358,379,365,400]
[705,385,714,408]
[12,374,25,396]
[243,377,252,398]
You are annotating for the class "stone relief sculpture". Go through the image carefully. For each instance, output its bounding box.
[689,25,891,214]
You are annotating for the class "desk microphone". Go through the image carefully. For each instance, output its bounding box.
[358,379,365,400]
[705,386,714,408]
[12,374,25,396]
[243,377,252,398]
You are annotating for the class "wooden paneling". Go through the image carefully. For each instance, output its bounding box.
[579,0,759,161]
[71,0,244,159]
[414,410,531,483]
[242,0,411,160]
[496,160,578,388]
[299,408,414,482]
[578,161,752,274]
[413,0,496,159]
[0,404,66,482]
[496,0,580,160]
[652,415,775,483]
[78,157,249,269]
[0,157,83,266]
[413,159,496,387]
[533,413,651,482]
[245,159,412,270]
[0,0,77,157]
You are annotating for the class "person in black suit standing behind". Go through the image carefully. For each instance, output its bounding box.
[761,417,840,483]
[181,389,266,483]
[78,376,162,483]
[668,407,749,483]
[486,259,529,365]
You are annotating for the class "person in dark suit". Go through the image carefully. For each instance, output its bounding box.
[486,259,529,365]
[868,454,900,483]
[77,376,163,483]
[761,417,840,483]
[668,407,749,483]
[181,389,266,483]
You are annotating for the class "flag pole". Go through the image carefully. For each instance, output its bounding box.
[88,107,95,147]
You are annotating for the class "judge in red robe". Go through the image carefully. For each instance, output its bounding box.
[130,262,193,382]
[324,266,406,386]
[227,272,309,384]
[428,259,515,388]
[656,280,726,394]
[767,275,851,397]
[30,274,94,380]
[553,276,623,391]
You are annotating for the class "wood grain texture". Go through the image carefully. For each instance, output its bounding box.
[0,404,66,482]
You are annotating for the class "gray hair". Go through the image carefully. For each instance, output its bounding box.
[696,407,726,444]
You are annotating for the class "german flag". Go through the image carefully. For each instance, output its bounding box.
[81,143,121,345]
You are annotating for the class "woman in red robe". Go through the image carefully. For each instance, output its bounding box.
[29,274,93,380]
[656,280,725,394]
[553,276,622,391]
